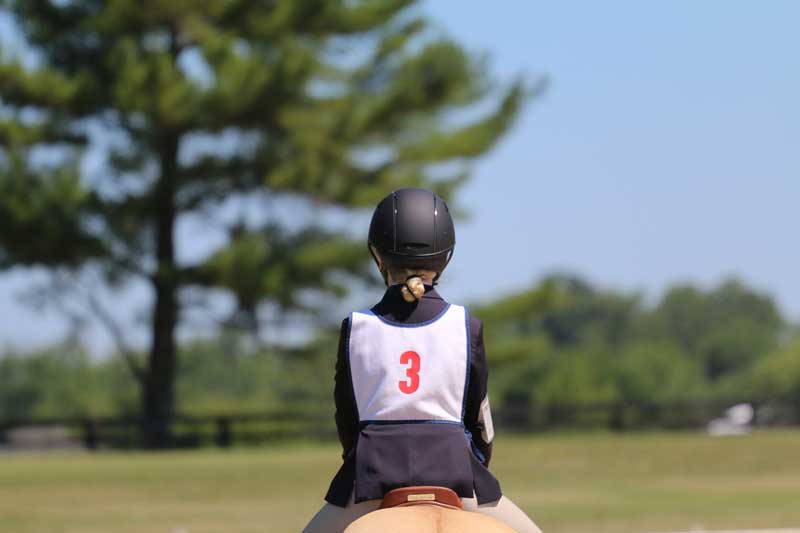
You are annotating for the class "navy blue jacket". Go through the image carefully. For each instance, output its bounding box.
[325,284,502,506]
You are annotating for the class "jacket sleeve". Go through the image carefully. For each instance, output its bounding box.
[334,317,359,458]
[464,316,494,466]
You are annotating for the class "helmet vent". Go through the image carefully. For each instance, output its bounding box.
[404,242,429,250]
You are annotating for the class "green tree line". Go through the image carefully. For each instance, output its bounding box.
[2,274,799,423]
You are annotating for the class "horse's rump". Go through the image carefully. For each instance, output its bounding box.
[345,505,515,532]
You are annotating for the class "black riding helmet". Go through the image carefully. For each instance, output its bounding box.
[368,188,456,284]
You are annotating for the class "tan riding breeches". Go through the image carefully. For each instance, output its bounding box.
[460,495,542,533]
[302,493,542,533]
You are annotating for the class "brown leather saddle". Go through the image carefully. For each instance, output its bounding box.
[379,486,463,511]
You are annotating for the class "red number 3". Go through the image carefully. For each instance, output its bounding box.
[399,351,421,394]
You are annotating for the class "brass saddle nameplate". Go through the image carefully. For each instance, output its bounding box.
[407,493,436,502]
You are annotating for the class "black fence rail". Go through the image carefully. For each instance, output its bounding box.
[1,397,798,450]
[0,408,336,450]
[497,396,800,432]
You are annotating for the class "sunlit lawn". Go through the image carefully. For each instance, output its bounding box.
[1,430,799,533]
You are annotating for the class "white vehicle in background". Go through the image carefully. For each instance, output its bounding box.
[706,403,755,436]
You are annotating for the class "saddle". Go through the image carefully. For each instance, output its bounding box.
[379,486,463,510]
[345,486,514,533]
[346,485,514,532]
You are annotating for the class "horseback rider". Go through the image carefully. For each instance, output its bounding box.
[304,188,541,532]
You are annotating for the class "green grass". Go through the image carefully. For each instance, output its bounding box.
[1,430,799,532]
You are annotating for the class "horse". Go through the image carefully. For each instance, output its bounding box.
[345,486,515,532]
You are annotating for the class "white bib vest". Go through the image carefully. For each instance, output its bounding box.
[348,305,470,424]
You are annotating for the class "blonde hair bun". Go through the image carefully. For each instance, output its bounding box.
[402,276,425,303]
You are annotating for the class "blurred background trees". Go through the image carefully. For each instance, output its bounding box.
[472,274,793,420]
[0,1,798,442]
[0,0,527,446]
[2,273,798,432]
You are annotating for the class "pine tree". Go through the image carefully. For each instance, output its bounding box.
[0,0,531,447]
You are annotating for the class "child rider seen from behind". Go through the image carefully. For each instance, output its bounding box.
[304,188,541,533]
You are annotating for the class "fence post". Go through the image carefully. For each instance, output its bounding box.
[609,402,626,432]
[500,392,531,431]
[216,417,232,448]
[83,419,99,450]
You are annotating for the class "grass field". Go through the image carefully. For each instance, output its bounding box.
[1,430,799,533]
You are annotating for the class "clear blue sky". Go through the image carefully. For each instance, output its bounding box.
[426,0,800,310]
[1,1,798,354]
